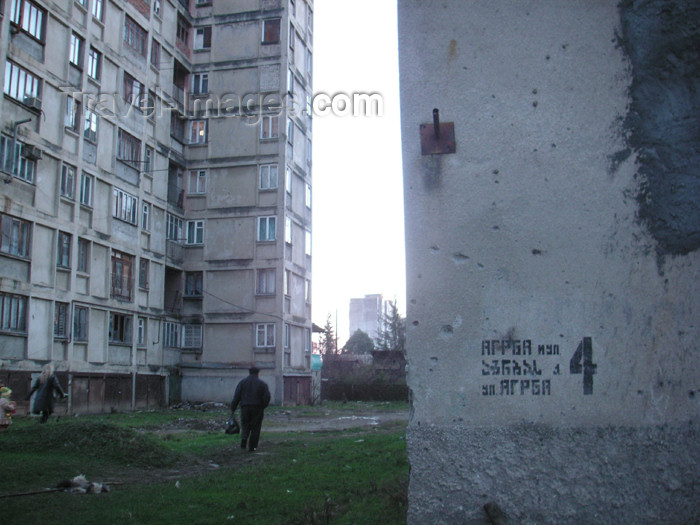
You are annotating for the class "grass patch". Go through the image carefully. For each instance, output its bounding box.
[0,403,408,524]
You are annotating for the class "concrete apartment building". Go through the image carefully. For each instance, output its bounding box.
[348,293,385,341]
[0,0,314,413]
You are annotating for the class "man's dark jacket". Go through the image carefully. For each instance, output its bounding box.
[231,374,271,412]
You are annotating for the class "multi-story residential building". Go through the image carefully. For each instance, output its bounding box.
[0,0,314,412]
[349,294,385,342]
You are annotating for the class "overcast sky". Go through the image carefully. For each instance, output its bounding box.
[311,0,405,344]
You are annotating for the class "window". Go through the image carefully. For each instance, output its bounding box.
[284,269,291,296]
[54,302,69,339]
[284,323,290,349]
[91,0,103,21]
[305,182,311,208]
[142,202,151,231]
[74,306,88,341]
[56,231,71,268]
[186,220,204,245]
[10,0,45,41]
[285,216,292,244]
[65,97,81,132]
[138,258,149,289]
[304,279,310,303]
[288,25,295,64]
[0,213,30,257]
[305,327,311,353]
[257,216,276,242]
[113,187,138,225]
[256,268,275,295]
[287,68,294,94]
[289,0,295,18]
[306,49,313,79]
[189,120,207,144]
[137,317,146,346]
[111,250,134,300]
[306,137,312,166]
[0,137,36,183]
[194,26,211,49]
[163,321,179,348]
[144,146,153,175]
[285,166,292,194]
[124,15,147,56]
[61,164,76,199]
[87,47,101,80]
[188,170,206,194]
[287,118,294,144]
[80,172,93,206]
[83,108,98,142]
[153,0,161,16]
[183,324,202,348]
[117,128,141,166]
[192,73,208,94]
[77,238,89,272]
[166,213,183,241]
[0,292,27,332]
[109,312,132,343]
[4,61,40,103]
[259,164,278,190]
[123,71,144,104]
[185,271,203,296]
[150,39,161,69]
[305,230,312,256]
[262,18,280,44]
[69,32,84,67]
[260,115,279,140]
[256,323,275,347]
[176,14,190,44]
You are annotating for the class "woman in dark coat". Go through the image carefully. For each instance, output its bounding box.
[28,364,66,423]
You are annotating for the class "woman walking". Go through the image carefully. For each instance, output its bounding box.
[28,364,66,423]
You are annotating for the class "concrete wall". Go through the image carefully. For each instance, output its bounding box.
[398,1,700,523]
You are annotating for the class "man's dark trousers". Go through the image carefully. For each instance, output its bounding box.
[241,405,265,450]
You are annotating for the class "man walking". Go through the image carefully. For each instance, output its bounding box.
[231,366,271,452]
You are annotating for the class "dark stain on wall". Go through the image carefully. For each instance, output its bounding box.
[617,0,700,255]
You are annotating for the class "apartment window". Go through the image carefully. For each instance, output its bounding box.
[256,268,275,295]
[142,202,151,231]
[91,0,103,21]
[4,61,40,103]
[176,14,190,44]
[305,327,311,353]
[10,0,45,41]
[285,216,292,244]
[124,15,147,56]
[69,32,84,68]
[285,166,292,194]
[259,164,278,190]
[304,279,310,303]
[74,306,88,341]
[256,323,275,348]
[284,269,291,296]
[192,73,208,94]
[185,271,203,296]
[260,115,279,140]
[137,258,149,289]
[163,321,180,348]
[0,292,27,332]
[113,187,138,225]
[87,47,101,80]
[183,324,202,348]
[111,250,133,300]
[61,164,76,199]
[188,170,206,194]
[150,39,161,69]
[153,0,161,16]
[80,172,93,206]
[117,128,141,166]
[306,137,312,166]
[109,312,132,343]
[305,183,311,208]
[289,0,295,18]
[305,230,312,256]
[137,317,146,346]
[54,302,69,339]
[56,231,71,268]
[65,97,81,132]
[262,18,280,44]
[189,120,207,144]
[194,26,211,49]
[77,238,89,273]
[83,108,98,142]
[287,119,295,144]
[0,213,30,257]
[186,220,204,245]
[257,216,276,242]
[144,146,154,175]
[287,68,294,94]
[166,213,183,241]
[284,323,290,349]
[0,137,36,183]
[123,71,144,104]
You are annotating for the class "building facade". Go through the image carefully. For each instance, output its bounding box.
[399,0,699,523]
[0,0,314,412]
[348,293,384,341]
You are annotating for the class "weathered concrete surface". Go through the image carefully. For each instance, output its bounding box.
[399,0,700,522]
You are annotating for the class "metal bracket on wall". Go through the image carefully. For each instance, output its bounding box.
[420,109,455,155]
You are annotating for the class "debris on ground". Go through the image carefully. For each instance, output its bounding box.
[56,474,111,494]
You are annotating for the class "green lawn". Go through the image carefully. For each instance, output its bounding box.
[0,402,408,524]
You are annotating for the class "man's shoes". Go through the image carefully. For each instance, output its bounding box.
[240,439,247,449]
[248,448,257,453]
